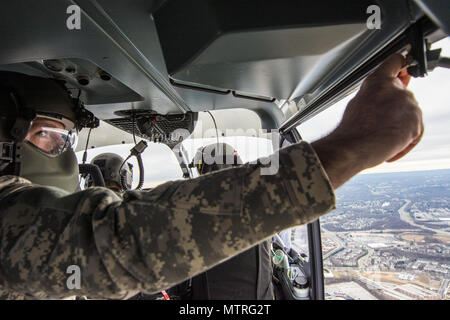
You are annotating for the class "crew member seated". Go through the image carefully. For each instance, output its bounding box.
[189,142,274,300]
[85,153,133,192]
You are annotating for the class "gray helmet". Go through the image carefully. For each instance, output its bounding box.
[0,71,99,192]
[0,71,78,136]
[192,143,243,175]
[87,153,133,191]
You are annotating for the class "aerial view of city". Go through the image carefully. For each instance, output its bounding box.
[319,169,450,300]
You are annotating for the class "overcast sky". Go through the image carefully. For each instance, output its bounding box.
[299,37,450,174]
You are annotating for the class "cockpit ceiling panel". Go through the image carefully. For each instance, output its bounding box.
[169,24,367,99]
[154,0,374,74]
[0,0,187,115]
[153,0,370,99]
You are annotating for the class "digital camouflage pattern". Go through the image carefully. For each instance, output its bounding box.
[0,142,335,299]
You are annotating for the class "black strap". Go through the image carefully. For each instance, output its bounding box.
[191,272,210,300]
[257,241,275,300]
[256,242,263,298]
[2,89,35,142]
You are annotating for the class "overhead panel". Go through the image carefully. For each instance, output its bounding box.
[0,0,188,120]
[154,0,372,99]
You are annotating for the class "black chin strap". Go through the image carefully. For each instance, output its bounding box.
[8,91,36,143]
[0,88,35,176]
[0,142,14,172]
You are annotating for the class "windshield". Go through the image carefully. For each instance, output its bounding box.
[298,38,450,301]
[76,142,184,189]
[76,109,277,188]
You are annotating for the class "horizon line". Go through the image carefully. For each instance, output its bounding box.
[361,167,450,175]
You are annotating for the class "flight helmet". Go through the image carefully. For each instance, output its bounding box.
[0,71,98,192]
[86,153,133,191]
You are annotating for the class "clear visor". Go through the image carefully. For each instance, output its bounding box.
[25,119,78,156]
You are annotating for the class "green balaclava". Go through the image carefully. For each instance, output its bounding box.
[17,141,80,193]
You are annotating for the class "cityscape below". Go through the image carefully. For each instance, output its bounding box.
[297,169,449,300]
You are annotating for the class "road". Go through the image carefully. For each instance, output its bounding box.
[357,247,375,269]
[438,278,449,298]
[322,228,346,260]
[398,200,450,236]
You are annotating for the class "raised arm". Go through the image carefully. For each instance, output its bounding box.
[0,141,334,299]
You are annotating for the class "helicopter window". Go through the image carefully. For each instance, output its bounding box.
[182,109,276,167]
[76,142,184,189]
[298,38,450,300]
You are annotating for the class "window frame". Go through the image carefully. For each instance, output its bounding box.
[288,128,326,300]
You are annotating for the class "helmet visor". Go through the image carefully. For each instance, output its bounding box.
[25,119,78,156]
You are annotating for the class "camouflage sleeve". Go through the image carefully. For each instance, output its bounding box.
[0,141,335,299]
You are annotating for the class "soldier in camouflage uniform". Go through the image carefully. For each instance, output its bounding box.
[0,54,423,299]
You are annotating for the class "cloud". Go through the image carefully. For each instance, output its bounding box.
[298,38,450,174]
[76,143,184,188]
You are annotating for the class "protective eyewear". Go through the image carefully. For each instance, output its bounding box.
[25,121,78,156]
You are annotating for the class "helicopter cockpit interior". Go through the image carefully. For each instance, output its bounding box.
[1,0,448,300]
